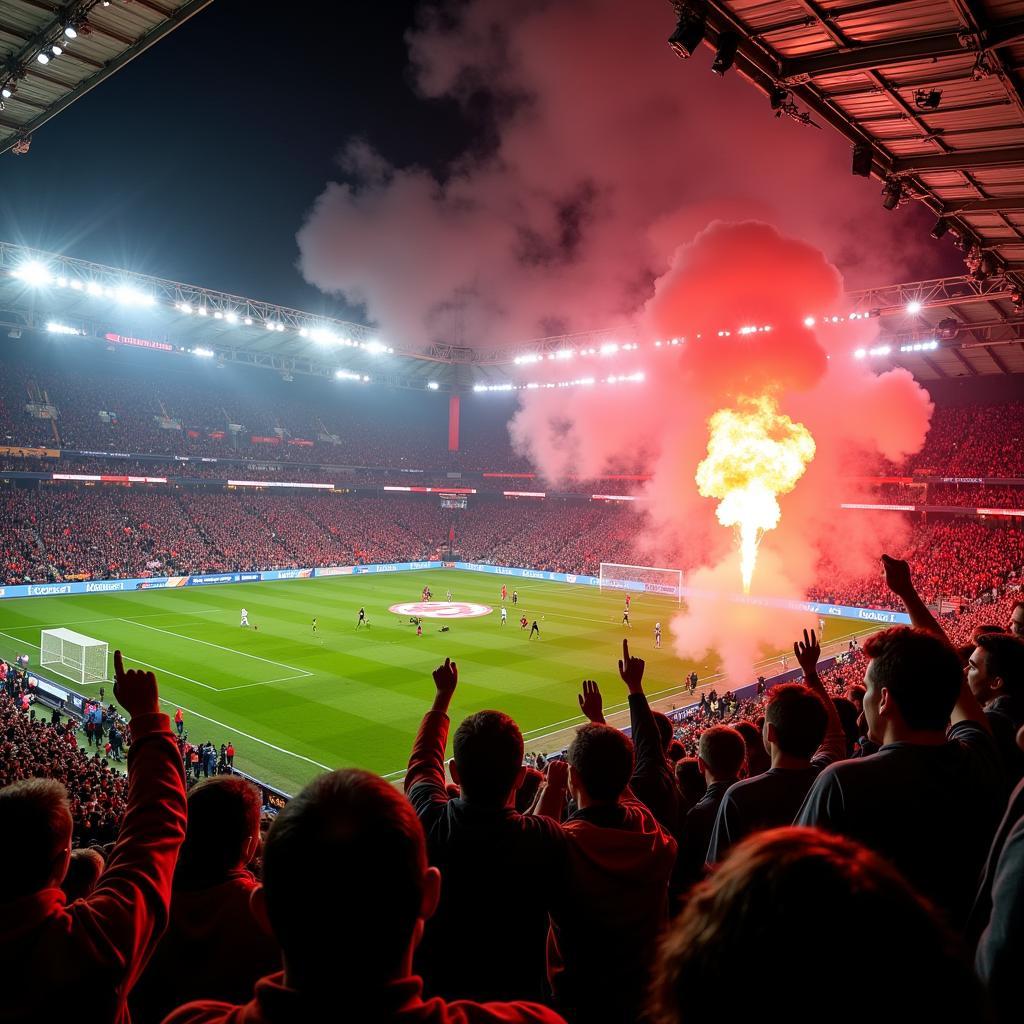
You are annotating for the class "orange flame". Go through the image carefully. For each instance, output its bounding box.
[696,394,816,593]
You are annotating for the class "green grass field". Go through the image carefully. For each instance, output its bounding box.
[0,570,867,795]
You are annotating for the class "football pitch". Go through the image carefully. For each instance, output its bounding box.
[0,570,867,795]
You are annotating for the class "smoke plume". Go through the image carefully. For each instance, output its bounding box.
[297,0,944,350]
[297,0,939,681]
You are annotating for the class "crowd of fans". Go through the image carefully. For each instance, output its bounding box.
[810,520,1024,609]
[4,486,1022,617]
[2,563,1023,1023]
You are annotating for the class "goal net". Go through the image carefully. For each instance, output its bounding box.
[40,628,109,686]
[599,563,684,602]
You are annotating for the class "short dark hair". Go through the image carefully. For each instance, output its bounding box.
[567,724,634,803]
[674,758,707,806]
[653,712,674,752]
[61,847,104,902]
[452,710,524,806]
[975,632,1024,696]
[831,697,860,753]
[972,624,1005,640]
[0,779,72,897]
[765,683,828,759]
[697,726,746,779]
[863,627,962,732]
[262,769,426,979]
[848,684,866,705]
[650,828,983,1024]
[176,776,261,886]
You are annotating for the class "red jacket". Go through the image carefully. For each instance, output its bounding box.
[162,972,566,1024]
[0,711,187,1024]
[547,800,677,1024]
[129,869,280,1024]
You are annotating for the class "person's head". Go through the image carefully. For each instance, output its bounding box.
[862,627,962,743]
[697,726,746,783]
[831,697,861,756]
[514,766,544,813]
[176,776,262,887]
[967,632,1024,706]
[0,779,73,897]
[763,684,828,762]
[650,827,984,1024]
[566,723,634,807]
[973,624,1005,641]
[257,768,439,988]
[450,710,525,807]
[848,684,866,712]
[674,757,707,808]
[1010,601,1024,639]
[61,847,104,902]
[733,720,770,777]
[653,712,674,754]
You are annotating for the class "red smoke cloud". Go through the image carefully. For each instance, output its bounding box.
[296,0,940,681]
[511,221,933,680]
[297,0,946,351]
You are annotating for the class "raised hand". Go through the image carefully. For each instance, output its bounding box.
[431,658,458,706]
[618,638,645,695]
[881,553,915,600]
[793,628,820,677]
[545,758,569,790]
[578,679,605,723]
[112,650,160,719]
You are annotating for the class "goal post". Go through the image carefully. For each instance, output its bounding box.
[599,563,684,603]
[39,628,109,686]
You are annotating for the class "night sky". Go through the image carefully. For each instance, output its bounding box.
[0,0,470,315]
[1,0,961,330]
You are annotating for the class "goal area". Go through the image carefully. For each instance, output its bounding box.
[599,563,683,602]
[40,628,109,686]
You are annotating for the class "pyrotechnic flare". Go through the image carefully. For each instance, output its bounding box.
[696,394,816,594]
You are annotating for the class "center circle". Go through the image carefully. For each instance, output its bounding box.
[389,601,494,619]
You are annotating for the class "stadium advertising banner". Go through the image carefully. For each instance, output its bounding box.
[0,560,908,623]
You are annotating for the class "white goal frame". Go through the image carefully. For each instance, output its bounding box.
[599,563,684,603]
[40,628,109,686]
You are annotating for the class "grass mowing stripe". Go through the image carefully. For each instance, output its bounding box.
[0,570,870,795]
[120,619,313,676]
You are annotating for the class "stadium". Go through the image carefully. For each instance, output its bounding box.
[2,2,1024,1023]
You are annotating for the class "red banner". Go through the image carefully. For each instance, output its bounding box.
[208,431,225,440]
[288,438,314,447]
[251,436,281,444]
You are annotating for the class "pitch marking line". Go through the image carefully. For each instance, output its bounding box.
[157,697,333,773]
[0,629,333,772]
[118,619,314,678]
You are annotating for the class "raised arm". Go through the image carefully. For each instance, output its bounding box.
[882,554,946,639]
[620,639,679,827]
[534,758,569,821]
[882,555,988,729]
[68,651,187,996]
[794,628,846,763]
[405,658,457,805]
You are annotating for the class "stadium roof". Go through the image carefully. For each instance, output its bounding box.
[675,1,1024,289]
[2,239,1023,389]
[0,0,213,157]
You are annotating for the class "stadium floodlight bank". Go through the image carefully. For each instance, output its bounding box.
[599,563,683,602]
[40,628,109,686]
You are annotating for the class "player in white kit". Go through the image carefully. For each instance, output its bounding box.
[240,608,249,627]
[654,622,661,649]
[501,607,508,626]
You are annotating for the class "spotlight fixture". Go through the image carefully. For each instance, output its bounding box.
[36,52,49,64]
[769,85,788,112]
[914,88,942,110]
[852,143,873,177]
[668,8,706,59]
[1,87,11,99]
[930,216,949,239]
[881,177,902,211]
[711,30,739,75]
[935,318,959,340]
[64,26,78,39]
[51,44,62,56]
[1010,286,1023,313]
